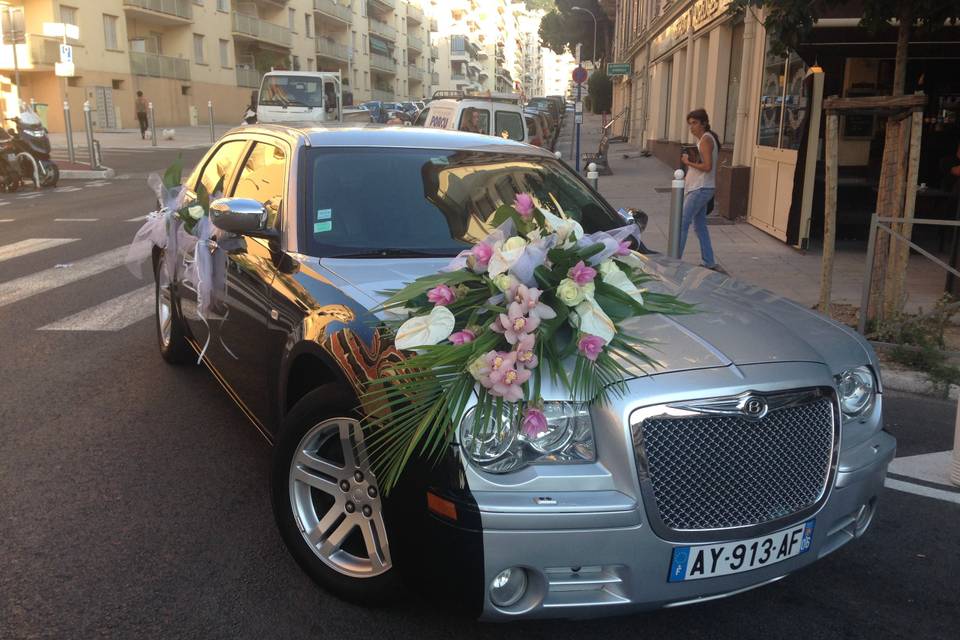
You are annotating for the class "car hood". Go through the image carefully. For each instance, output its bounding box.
[314,255,873,379]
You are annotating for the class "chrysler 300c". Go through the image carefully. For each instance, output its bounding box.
[149,124,895,620]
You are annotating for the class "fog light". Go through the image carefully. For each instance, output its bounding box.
[855,499,876,536]
[489,567,527,607]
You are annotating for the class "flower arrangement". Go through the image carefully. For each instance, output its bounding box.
[364,195,693,491]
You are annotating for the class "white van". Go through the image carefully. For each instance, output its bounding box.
[420,92,527,142]
[257,71,342,124]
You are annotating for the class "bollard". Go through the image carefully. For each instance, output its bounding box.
[952,395,960,486]
[667,169,685,259]
[587,162,599,191]
[554,151,562,159]
[82,101,96,170]
[63,100,75,164]
[92,140,102,170]
[149,101,157,147]
[208,100,215,142]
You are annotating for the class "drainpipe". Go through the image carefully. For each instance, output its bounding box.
[732,10,757,167]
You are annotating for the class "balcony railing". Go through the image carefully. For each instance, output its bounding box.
[27,35,60,66]
[130,51,191,80]
[371,88,394,101]
[369,52,397,73]
[368,18,396,41]
[232,12,292,48]
[123,0,192,22]
[430,71,439,84]
[407,33,424,51]
[407,65,424,82]
[236,66,263,88]
[451,72,466,81]
[429,17,437,31]
[315,38,350,62]
[368,0,396,12]
[314,0,352,24]
[429,44,438,59]
[406,3,423,24]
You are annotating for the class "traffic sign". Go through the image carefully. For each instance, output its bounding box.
[572,66,588,85]
[607,63,631,76]
[55,62,75,77]
[59,44,73,64]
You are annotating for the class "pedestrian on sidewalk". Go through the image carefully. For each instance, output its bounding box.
[135,91,149,140]
[679,108,723,272]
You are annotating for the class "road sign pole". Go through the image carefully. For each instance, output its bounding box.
[574,45,584,173]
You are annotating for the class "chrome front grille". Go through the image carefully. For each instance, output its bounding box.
[631,391,836,532]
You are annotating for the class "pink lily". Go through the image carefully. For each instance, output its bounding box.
[513,193,535,219]
[521,408,548,439]
[427,284,456,306]
[578,334,605,361]
[568,260,598,286]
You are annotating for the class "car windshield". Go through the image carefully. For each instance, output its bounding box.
[259,76,323,108]
[302,148,622,258]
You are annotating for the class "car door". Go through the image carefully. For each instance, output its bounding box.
[179,138,249,351]
[207,138,289,427]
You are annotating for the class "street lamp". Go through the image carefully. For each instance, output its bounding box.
[571,5,597,68]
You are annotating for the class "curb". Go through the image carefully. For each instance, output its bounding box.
[61,167,116,180]
[881,367,960,400]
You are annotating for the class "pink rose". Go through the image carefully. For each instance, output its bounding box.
[615,240,631,256]
[568,260,597,286]
[513,193,535,219]
[427,284,456,306]
[471,242,493,267]
[577,334,605,361]
[449,329,476,345]
[521,408,548,439]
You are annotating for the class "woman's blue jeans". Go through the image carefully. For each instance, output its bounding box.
[678,187,716,267]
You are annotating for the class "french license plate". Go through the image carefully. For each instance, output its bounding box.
[668,519,815,582]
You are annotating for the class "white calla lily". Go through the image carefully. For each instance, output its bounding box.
[394,305,456,350]
[602,268,645,305]
[574,298,616,344]
[540,208,584,247]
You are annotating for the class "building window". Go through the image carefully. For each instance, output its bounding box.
[102,14,119,50]
[219,39,230,67]
[361,1,367,18]
[292,55,301,71]
[354,68,359,89]
[757,35,807,150]
[362,34,368,54]
[305,14,312,38]
[60,5,78,26]
[216,0,228,11]
[289,8,296,30]
[307,58,313,71]
[194,34,205,64]
[363,70,368,90]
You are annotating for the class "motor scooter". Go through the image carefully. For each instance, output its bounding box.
[7,104,59,188]
[0,127,20,193]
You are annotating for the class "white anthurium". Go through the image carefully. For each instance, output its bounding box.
[602,267,645,306]
[487,236,528,277]
[539,208,584,247]
[613,250,646,271]
[394,305,456,350]
[574,298,616,344]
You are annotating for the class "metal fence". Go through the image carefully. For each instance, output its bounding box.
[123,0,193,20]
[130,51,191,81]
[231,12,292,48]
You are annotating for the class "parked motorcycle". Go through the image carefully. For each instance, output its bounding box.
[7,105,59,188]
[0,127,20,193]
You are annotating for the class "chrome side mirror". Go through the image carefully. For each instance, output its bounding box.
[209,197,270,236]
[631,209,648,233]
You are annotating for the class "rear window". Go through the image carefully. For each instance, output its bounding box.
[495,111,524,141]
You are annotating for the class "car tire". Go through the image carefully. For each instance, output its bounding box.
[42,163,59,188]
[271,386,399,605]
[154,249,193,365]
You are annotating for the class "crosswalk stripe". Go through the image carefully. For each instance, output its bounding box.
[0,218,13,222]
[0,202,10,207]
[54,218,99,222]
[39,284,154,331]
[53,186,83,193]
[0,245,130,309]
[0,238,79,263]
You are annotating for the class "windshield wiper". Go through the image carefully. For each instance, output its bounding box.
[325,248,455,259]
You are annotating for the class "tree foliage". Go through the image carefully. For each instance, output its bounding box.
[587,71,612,114]
[537,0,609,62]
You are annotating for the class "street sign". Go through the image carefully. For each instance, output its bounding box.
[575,113,583,124]
[59,44,73,64]
[607,63,631,76]
[55,62,75,77]
[572,66,588,85]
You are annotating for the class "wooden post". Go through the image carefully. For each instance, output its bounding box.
[868,118,902,320]
[819,112,839,315]
[884,107,924,317]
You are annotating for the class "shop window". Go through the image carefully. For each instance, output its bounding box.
[112,79,123,90]
[724,23,744,145]
[757,35,808,150]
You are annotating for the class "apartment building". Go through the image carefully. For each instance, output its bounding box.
[0,0,437,133]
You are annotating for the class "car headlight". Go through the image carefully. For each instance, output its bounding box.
[459,401,596,473]
[836,366,876,420]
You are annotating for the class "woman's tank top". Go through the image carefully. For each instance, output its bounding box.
[685,131,718,193]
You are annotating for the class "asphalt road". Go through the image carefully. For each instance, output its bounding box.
[1,152,959,639]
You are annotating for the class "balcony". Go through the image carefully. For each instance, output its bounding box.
[27,35,59,66]
[130,51,191,80]
[236,66,263,88]
[368,0,396,12]
[123,0,192,26]
[406,3,423,24]
[451,72,466,81]
[430,71,439,84]
[368,18,396,41]
[429,44,438,59]
[407,33,424,52]
[232,12,292,49]
[429,17,437,32]
[407,65,424,83]
[315,38,350,62]
[371,88,394,101]
[369,52,397,73]
[314,0,352,25]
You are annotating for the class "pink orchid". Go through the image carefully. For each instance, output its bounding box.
[471,242,494,268]
[427,284,456,306]
[513,193,535,219]
[511,284,557,322]
[490,363,531,402]
[568,260,598,286]
[514,333,538,369]
[494,301,541,345]
[578,334,606,361]
[615,240,632,256]
[521,408,548,439]
[449,329,476,345]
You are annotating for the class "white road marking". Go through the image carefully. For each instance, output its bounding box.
[84,182,109,188]
[53,186,82,193]
[16,193,43,200]
[39,285,154,331]
[0,218,13,222]
[0,202,10,206]
[888,451,956,487]
[126,215,149,222]
[53,218,99,222]
[884,478,960,506]
[0,245,130,308]
[0,238,79,263]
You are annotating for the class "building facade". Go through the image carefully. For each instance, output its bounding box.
[0,0,438,132]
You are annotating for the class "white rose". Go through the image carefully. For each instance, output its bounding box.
[492,273,517,293]
[487,236,528,277]
[187,205,204,221]
[556,278,586,307]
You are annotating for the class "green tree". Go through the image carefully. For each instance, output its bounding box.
[587,70,612,114]
[523,0,556,11]
[538,1,609,63]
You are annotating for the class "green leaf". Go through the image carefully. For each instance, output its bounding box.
[576,242,605,262]
[162,155,183,189]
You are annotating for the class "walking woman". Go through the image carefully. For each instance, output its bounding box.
[679,108,723,272]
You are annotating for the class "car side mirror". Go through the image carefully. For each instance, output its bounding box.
[631,209,648,233]
[209,198,276,238]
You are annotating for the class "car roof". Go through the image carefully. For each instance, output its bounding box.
[222,122,555,155]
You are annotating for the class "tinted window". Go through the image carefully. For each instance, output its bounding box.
[414,108,430,127]
[260,75,322,108]
[458,107,489,134]
[495,111,524,141]
[302,148,621,258]
[197,140,246,195]
[233,142,286,230]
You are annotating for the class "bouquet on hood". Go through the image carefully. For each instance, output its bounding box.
[363,194,693,492]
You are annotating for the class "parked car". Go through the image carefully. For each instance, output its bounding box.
[360,101,405,124]
[153,123,894,621]
[526,97,561,132]
[523,110,552,150]
[423,93,527,142]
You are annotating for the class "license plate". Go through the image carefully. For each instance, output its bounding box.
[668,519,815,582]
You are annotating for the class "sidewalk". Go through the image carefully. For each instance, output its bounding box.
[562,111,943,313]
[50,126,232,151]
